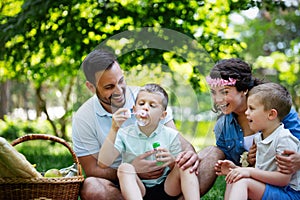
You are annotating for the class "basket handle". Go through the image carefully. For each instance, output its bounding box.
[11,134,82,176]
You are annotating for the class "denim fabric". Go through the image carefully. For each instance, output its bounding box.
[214,108,300,165]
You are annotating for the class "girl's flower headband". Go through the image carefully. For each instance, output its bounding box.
[206,76,237,87]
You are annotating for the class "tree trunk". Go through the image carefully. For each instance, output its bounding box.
[35,85,60,138]
[34,77,75,141]
[0,81,9,120]
[59,76,76,140]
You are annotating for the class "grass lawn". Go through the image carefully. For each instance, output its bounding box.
[202,176,226,200]
[13,139,75,173]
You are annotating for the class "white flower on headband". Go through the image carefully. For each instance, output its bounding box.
[206,76,237,87]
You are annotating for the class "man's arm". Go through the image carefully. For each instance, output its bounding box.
[79,154,118,182]
[165,120,195,151]
[165,119,199,172]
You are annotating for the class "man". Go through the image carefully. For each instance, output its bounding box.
[72,49,222,199]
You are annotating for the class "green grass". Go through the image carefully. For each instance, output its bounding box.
[13,140,74,173]
[202,176,226,200]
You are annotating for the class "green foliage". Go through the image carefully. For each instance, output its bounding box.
[175,120,213,137]
[13,140,74,172]
[235,4,300,110]
[0,0,246,82]
[0,118,53,141]
[0,0,248,138]
[252,51,300,111]
[0,122,20,140]
[239,7,300,60]
[1,0,299,141]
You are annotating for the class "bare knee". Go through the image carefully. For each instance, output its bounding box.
[230,178,252,190]
[80,177,123,200]
[234,177,255,187]
[117,163,136,179]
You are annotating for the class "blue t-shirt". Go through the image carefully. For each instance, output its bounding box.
[215,107,300,165]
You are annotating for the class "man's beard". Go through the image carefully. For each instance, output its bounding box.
[95,88,126,112]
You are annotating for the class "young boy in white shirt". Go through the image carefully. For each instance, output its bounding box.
[216,82,300,200]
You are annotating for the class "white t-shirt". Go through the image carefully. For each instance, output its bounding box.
[254,124,300,191]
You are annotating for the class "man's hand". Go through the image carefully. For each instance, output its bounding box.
[175,150,199,174]
[131,150,164,180]
[215,160,237,176]
[247,143,257,166]
[276,150,300,174]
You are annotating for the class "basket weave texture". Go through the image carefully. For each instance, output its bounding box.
[0,134,84,200]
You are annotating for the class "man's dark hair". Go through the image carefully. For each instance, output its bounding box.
[82,49,117,85]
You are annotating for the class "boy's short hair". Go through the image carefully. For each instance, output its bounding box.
[82,49,116,85]
[137,83,169,110]
[248,82,292,121]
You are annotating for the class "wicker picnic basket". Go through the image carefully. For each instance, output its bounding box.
[0,134,84,200]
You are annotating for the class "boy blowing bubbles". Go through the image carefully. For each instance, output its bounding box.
[98,83,200,200]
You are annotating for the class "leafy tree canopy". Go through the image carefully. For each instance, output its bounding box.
[1,0,299,137]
